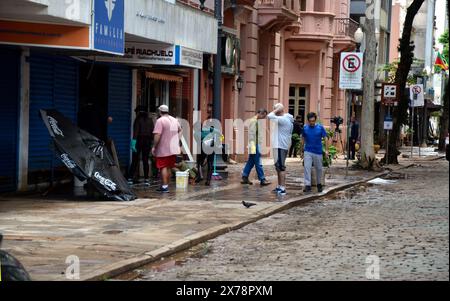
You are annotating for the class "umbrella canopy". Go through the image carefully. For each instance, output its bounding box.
[40,109,136,202]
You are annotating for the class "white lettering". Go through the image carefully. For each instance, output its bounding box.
[48,116,64,137]
[65,0,80,20]
[94,172,117,191]
[65,255,80,280]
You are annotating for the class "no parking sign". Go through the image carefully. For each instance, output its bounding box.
[339,52,363,90]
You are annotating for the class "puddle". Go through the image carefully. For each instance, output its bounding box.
[103,230,123,235]
[114,243,212,281]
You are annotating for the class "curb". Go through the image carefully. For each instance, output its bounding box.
[81,167,402,281]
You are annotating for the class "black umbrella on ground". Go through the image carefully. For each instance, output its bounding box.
[40,109,136,202]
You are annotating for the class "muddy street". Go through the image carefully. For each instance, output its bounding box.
[120,160,449,281]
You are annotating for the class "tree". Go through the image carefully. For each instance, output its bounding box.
[384,0,425,164]
[438,1,450,151]
[359,0,381,170]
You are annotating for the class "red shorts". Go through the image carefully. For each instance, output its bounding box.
[156,155,177,169]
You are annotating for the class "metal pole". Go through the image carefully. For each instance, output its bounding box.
[386,105,389,166]
[411,106,414,158]
[213,0,222,122]
[346,90,352,178]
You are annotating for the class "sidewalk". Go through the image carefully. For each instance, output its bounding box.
[0,154,442,281]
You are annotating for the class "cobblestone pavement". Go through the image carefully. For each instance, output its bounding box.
[135,159,449,281]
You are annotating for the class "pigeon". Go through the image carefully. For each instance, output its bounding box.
[242,201,256,208]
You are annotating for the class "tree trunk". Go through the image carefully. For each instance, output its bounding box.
[360,0,381,171]
[438,75,449,151]
[384,0,425,164]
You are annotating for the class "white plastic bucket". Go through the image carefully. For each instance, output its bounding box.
[176,171,189,190]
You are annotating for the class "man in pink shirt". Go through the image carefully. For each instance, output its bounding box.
[152,105,182,193]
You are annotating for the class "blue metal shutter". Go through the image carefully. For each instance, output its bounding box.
[0,47,20,192]
[29,53,78,171]
[108,66,131,167]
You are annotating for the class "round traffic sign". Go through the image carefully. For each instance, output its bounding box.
[342,54,361,73]
[412,86,422,95]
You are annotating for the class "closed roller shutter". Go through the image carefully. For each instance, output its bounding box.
[108,66,132,168]
[0,47,20,192]
[29,52,78,171]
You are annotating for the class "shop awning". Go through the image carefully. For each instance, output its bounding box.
[145,71,183,83]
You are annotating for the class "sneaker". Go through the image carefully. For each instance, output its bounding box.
[317,184,323,193]
[303,186,312,193]
[127,179,134,185]
[241,176,253,185]
[156,186,169,193]
[144,179,150,186]
[277,189,287,196]
[260,179,271,186]
[272,187,282,193]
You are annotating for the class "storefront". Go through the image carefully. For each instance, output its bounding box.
[0,46,20,192]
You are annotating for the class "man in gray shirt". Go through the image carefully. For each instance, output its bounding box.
[268,103,294,196]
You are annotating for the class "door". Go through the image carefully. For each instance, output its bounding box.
[0,47,20,192]
[288,85,308,121]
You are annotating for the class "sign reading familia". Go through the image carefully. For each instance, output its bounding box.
[93,0,125,55]
[339,52,363,90]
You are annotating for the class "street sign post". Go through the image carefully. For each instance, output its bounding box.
[339,52,363,177]
[381,83,398,164]
[409,84,424,157]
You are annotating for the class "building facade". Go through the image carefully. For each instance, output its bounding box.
[0,0,217,192]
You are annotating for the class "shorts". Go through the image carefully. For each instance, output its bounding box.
[274,148,288,172]
[156,155,177,169]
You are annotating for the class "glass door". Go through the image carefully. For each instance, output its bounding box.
[288,85,308,122]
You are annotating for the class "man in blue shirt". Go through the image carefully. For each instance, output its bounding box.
[302,112,327,193]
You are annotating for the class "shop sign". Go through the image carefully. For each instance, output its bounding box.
[0,20,90,49]
[178,46,203,69]
[92,0,125,55]
[122,42,176,65]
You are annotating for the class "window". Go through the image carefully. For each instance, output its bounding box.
[289,85,308,120]
[300,0,307,11]
[314,0,325,12]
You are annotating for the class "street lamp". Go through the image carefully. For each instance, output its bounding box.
[199,0,206,11]
[236,74,244,93]
[354,27,364,51]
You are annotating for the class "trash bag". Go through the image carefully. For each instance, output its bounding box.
[0,234,31,281]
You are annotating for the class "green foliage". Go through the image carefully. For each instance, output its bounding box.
[438,30,449,63]
[291,133,302,155]
[379,58,424,84]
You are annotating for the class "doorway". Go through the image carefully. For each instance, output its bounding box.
[288,85,308,121]
[78,62,109,141]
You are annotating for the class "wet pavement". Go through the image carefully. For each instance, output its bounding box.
[127,159,449,281]
[0,153,445,280]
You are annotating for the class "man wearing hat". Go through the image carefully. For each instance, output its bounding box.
[152,105,182,193]
[127,105,154,186]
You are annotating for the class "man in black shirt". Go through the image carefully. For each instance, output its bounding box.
[289,115,304,158]
[127,106,154,185]
[350,116,359,160]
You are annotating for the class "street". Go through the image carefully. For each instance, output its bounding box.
[126,159,449,281]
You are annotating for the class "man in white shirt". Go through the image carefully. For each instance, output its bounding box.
[267,103,294,196]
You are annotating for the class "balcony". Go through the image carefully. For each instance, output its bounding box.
[285,11,334,53]
[334,17,359,52]
[257,0,299,32]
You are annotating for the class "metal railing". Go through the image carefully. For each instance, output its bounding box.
[334,18,359,38]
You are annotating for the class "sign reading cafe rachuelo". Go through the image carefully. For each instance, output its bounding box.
[93,0,125,55]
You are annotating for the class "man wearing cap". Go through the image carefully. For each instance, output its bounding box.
[152,105,182,193]
[127,105,154,186]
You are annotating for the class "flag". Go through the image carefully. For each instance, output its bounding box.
[435,52,449,71]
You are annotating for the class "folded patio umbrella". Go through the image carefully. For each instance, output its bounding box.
[40,109,136,202]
